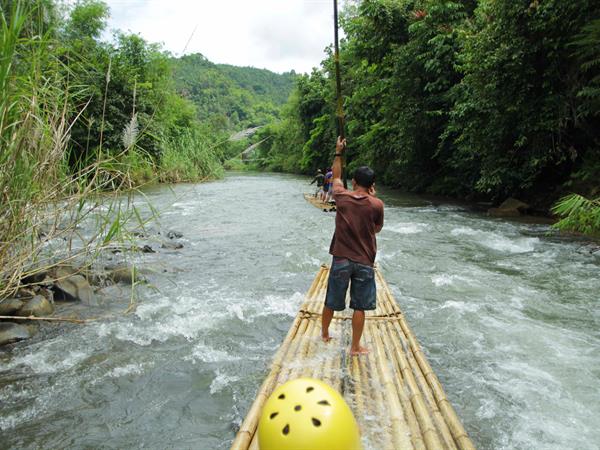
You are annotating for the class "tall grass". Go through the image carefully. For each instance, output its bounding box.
[159,130,224,183]
[0,1,150,299]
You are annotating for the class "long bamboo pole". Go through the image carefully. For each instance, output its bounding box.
[369,321,415,450]
[0,315,89,324]
[333,0,348,189]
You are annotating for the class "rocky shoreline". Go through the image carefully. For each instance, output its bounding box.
[0,229,185,347]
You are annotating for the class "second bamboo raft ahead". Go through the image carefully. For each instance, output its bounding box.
[231,266,475,450]
[304,193,336,212]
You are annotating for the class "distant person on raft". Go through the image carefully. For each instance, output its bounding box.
[310,169,325,198]
[321,137,384,356]
[323,168,333,202]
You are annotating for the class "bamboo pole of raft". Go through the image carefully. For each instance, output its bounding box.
[248,436,259,450]
[349,353,366,428]
[229,270,324,450]
[380,277,464,449]
[391,319,458,450]
[380,320,441,450]
[277,318,310,385]
[367,328,395,450]
[363,333,395,450]
[378,276,474,450]
[396,315,474,450]
[290,319,317,379]
[376,284,449,450]
[369,321,415,450]
[379,327,426,450]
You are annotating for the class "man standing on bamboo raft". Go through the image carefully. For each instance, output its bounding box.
[321,137,384,355]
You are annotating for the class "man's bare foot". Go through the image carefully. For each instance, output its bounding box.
[350,346,369,356]
[321,334,333,343]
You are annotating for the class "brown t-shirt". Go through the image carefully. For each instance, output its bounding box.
[329,183,384,266]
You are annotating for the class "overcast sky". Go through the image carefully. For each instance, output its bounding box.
[103,0,346,74]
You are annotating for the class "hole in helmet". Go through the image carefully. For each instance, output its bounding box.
[306,386,314,393]
[282,424,290,435]
[317,400,330,406]
[270,412,279,420]
[278,394,285,400]
[294,405,302,411]
[312,418,322,427]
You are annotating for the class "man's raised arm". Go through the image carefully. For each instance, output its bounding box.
[332,136,346,187]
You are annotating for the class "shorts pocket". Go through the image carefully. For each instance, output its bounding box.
[331,258,351,281]
[354,265,374,282]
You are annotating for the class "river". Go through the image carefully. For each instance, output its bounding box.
[1,173,599,450]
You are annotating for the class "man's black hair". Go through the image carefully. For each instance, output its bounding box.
[353,166,375,188]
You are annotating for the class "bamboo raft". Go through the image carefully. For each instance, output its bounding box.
[230,266,475,450]
[304,193,336,212]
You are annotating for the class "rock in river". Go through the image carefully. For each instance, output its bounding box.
[107,265,140,284]
[488,198,531,217]
[54,274,95,304]
[0,299,24,316]
[0,322,36,346]
[17,295,54,317]
[166,230,183,239]
[161,241,184,250]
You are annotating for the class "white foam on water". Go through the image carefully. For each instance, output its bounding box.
[451,226,478,236]
[483,235,538,253]
[438,300,480,314]
[452,227,539,253]
[3,346,89,374]
[210,370,239,395]
[0,406,40,431]
[385,222,429,234]
[475,397,498,420]
[431,273,474,287]
[94,289,304,346]
[251,292,304,318]
[184,343,240,364]
[107,363,145,378]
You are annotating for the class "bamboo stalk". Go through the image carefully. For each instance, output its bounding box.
[276,318,310,385]
[381,321,426,449]
[364,332,394,450]
[391,319,457,450]
[330,319,344,392]
[396,311,474,449]
[291,319,317,379]
[370,336,395,450]
[229,313,306,450]
[369,321,415,450]
[377,286,442,448]
[0,315,89,324]
[248,434,259,450]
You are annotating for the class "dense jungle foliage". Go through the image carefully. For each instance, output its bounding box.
[256,0,600,233]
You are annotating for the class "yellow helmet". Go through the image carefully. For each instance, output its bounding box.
[258,378,362,450]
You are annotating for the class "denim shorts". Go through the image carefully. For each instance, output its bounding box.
[325,257,377,311]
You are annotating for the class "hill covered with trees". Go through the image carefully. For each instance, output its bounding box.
[172,54,296,130]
